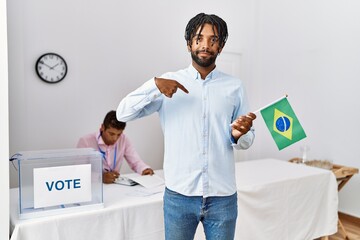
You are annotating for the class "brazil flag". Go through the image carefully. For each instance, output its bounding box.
[260,97,306,150]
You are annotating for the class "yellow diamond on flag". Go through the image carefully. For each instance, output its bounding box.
[273,109,293,140]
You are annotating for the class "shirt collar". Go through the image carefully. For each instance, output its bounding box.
[97,131,106,145]
[188,64,219,81]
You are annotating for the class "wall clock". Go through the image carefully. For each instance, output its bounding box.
[35,53,68,83]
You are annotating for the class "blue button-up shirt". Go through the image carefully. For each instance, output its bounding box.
[117,64,255,197]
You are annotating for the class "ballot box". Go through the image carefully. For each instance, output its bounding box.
[14,148,103,219]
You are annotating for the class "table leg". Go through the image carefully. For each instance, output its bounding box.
[338,219,350,240]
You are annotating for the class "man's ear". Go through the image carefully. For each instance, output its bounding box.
[218,46,224,55]
[187,42,192,52]
[100,124,105,132]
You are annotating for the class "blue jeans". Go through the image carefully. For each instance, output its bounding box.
[163,188,238,240]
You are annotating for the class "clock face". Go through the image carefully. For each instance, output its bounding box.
[35,53,68,83]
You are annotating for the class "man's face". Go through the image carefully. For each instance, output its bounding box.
[100,125,123,146]
[188,23,222,68]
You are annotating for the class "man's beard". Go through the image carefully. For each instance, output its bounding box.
[191,50,217,68]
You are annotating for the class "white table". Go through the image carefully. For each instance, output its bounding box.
[234,159,338,240]
[10,159,338,240]
[10,175,165,240]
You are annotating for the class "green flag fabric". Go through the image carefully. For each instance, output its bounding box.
[260,97,306,150]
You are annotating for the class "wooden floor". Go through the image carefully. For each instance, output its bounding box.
[317,212,360,240]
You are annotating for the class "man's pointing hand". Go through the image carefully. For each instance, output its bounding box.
[155,77,189,98]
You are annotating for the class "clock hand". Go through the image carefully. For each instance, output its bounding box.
[39,61,52,69]
[50,63,59,70]
[51,68,62,74]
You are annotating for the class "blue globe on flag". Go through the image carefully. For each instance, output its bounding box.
[272,109,293,140]
[275,116,291,132]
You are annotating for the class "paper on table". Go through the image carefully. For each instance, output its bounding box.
[127,187,163,197]
[127,174,165,189]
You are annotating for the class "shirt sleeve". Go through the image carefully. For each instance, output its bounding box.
[230,81,256,150]
[123,135,151,174]
[231,128,255,150]
[116,78,163,122]
[76,133,98,149]
[77,136,89,148]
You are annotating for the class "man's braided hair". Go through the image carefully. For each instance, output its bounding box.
[184,13,228,48]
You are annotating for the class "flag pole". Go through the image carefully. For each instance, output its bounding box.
[252,94,288,114]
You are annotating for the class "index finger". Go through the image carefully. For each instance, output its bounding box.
[177,83,189,94]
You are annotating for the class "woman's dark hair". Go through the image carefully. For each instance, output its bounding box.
[185,13,228,48]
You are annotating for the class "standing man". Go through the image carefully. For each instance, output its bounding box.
[117,13,256,240]
[77,110,154,184]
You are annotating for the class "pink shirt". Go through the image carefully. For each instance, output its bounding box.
[77,131,150,174]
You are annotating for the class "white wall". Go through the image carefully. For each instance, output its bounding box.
[7,0,243,184]
[239,0,360,217]
[7,0,360,219]
[1,0,9,238]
